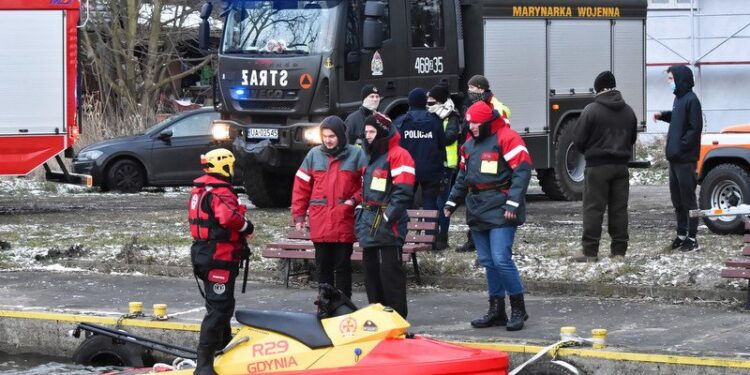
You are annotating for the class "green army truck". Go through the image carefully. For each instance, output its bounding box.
[198,0,648,207]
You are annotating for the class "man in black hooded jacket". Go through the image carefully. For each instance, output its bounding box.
[572,71,637,262]
[654,65,703,252]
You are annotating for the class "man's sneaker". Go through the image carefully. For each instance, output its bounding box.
[571,250,598,263]
[670,237,684,250]
[679,238,699,252]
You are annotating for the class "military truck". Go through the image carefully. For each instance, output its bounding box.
[198,0,648,207]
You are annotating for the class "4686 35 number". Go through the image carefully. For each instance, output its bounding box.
[414,57,444,75]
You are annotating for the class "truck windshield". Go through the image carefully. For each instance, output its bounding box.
[222,1,342,55]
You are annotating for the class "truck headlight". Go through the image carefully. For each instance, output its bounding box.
[303,127,322,144]
[77,150,103,161]
[212,122,231,141]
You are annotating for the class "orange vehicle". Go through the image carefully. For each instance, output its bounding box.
[697,124,750,234]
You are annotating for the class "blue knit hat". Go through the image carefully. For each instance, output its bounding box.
[408,88,428,108]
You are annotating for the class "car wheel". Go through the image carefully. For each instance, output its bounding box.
[106,159,145,193]
[72,334,153,367]
[699,163,750,235]
[538,117,584,201]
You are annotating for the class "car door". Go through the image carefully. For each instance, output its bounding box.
[149,111,220,185]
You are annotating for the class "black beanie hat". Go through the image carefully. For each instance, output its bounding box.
[428,85,450,104]
[468,75,490,90]
[594,71,617,93]
[408,88,428,108]
[364,112,392,139]
[361,84,379,100]
[319,115,347,154]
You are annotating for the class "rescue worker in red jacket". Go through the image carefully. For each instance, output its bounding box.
[188,148,254,375]
[292,116,366,298]
[356,113,415,318]
[444,101,532,331]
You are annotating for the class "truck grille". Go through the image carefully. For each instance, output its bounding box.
[239,101,295,111]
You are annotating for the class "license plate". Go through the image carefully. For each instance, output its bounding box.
[247,128,279,139]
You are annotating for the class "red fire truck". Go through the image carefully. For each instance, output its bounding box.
[0,0,89,185]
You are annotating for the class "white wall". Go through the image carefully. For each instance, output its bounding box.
[646,0,750,136]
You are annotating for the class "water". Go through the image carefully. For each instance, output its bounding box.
[0,352,118,375]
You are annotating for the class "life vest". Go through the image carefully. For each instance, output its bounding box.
[188,186,231,241]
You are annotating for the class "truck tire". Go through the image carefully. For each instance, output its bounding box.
[538,118,584,201]
[242,167,293,208]
[105,159,145,193]
[517,360,580,375]
[72,334,153,367]
[699,163,750,235]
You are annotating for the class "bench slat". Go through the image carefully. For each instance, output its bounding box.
[407,221,439,231]
[406,234,436,243]
[745,234,750,244]
[744,246,750,257]
[262,249,316,260]
[267,242,315,250]
[406,209,440,219]
[721,268,750,279]
[724,259,750,268]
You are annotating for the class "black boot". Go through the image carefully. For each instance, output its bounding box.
[470,297,507,328]
[506,293,529,331]
[194,347,217,375]
[435,233,448,251]
[456,231,475,253]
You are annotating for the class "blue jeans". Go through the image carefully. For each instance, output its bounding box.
[436,168,456,236]
[471,227,524,297]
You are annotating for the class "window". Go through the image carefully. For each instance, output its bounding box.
[648,0,697,10]
[169,112,219,138]
[410,0,444,48]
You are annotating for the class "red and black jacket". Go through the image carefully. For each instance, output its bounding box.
[188,175,253,268]
[447,115,533,230]
[292,144,366,243]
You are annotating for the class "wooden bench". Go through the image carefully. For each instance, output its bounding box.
[262,209,439,287]
[720,218,750,309]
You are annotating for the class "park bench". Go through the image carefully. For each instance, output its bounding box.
[719,218,750,309]
[262,209,439,288]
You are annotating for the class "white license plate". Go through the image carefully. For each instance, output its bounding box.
[247,128,279,139]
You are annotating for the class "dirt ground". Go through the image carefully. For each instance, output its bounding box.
[1,176,745,298]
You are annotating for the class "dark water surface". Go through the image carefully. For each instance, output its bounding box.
[0,352,117,375]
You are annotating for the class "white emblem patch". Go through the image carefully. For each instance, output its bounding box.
[213,283,226,295]
[371,51,383,76]
[190,194,199,210]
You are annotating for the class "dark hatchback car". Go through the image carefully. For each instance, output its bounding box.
[73,108,228,192]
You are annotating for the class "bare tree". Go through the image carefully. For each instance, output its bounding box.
[81,0,211,134]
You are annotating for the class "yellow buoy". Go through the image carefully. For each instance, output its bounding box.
[591,328,608,349]
[128,302,143,316]
[560,326,578,341]
[153,304,168,320]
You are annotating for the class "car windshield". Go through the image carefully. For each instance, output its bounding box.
[221,1,341,55]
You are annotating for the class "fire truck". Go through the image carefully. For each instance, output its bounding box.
[199,0,648,207]
[0,0,88,185]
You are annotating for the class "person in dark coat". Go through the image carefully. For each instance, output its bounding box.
[428,84,462,250]
[292,116,366,298]
[444,101,532,331]
[345,84,380,145]
[572,71,637,262]
[654,65,703,252]
[356,112,415,318]
[395,88,445,248]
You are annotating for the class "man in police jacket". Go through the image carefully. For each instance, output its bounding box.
[356,113,415,318]
[188,148,254,375]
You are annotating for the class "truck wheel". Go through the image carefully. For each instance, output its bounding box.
[242,167,293,208]
[699,163,750,235]
[539,118,584,201]
[517,360,580,375]
[106,159,145,193]
[72,334,153,367]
